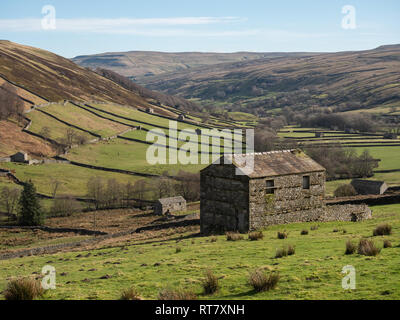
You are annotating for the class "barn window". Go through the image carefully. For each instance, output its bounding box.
[266,180,275,194]
[303,176,310,189]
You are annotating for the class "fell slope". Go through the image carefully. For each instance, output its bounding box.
[137,45,400,113]
[0,40,152,107]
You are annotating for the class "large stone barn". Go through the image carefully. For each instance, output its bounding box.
[154,196,187,216]
[200,150,371,234]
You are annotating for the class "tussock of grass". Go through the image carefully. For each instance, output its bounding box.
[120,287,142,300]
[4,278,44,300]
[277,231,288,239]
[345,240,356,255]
[383,240,392,248]
[358,238,381,256]
[226,232,243,241]
[248,231,263,241]
[373,224,392,236]
[249,269,279,292]
[158,288,197,300]
[202,270,219,295]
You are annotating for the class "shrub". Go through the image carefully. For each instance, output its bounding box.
[158,288,197,300]
[287,245,295,256]
[277,231,288,239]
[248,231,264,241]
[120,287,141,300]
[201,270,220,295]
[358,238,381,256]
[49,196,82,217]
[383,240,392,248]
[275,247,288,259]
[4,278,44,300]
[334,184,357,197]
[300,230,309,235]
[373,224,392,236]
[226,232,243,241]
[345,240,356,255]
[249,269,279,292]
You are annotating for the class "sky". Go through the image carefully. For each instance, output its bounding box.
[0,0,399,58]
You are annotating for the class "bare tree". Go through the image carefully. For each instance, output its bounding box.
[175,171,200,202]
[133,179,148,202]
[87,176,105,210]
[65,128,76,147]
[50,179,61,199]
[0,186,20,219]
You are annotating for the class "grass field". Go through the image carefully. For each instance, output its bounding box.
[0,203,399,300]
[41,103,130,138]
[1,162,141,197]
[65,138,210,176]
[27,110,94,142]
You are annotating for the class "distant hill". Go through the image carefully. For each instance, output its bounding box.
[72,51,319,79]
[133,45,400,115]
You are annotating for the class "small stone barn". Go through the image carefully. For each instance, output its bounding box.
[351,179,388,195]
[10,151,28,163]
[200,150,371,234]
[154,196,187,215]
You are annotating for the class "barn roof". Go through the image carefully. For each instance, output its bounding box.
[156,196,186,205]
[204,149,325,178]
[351,179,386,188]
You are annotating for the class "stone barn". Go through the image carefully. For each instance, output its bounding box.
[154,196,187,215]
[10,151,28,163]
[351,179,388,195]
[200,149,371,234]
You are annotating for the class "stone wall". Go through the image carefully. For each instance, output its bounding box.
[252,204,371,227]
[249,172,325,230]
[200,164,250,234]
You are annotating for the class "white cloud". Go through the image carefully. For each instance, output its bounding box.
[0,16,247,34]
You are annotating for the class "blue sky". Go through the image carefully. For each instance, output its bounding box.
[0,0,399,58]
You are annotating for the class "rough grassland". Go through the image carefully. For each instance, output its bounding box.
[0,204,398,300]
[0,120,56,158]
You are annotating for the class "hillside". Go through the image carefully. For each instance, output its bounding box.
[72,51,319,79]
[133,45,400,115]
[0,40,158,107]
